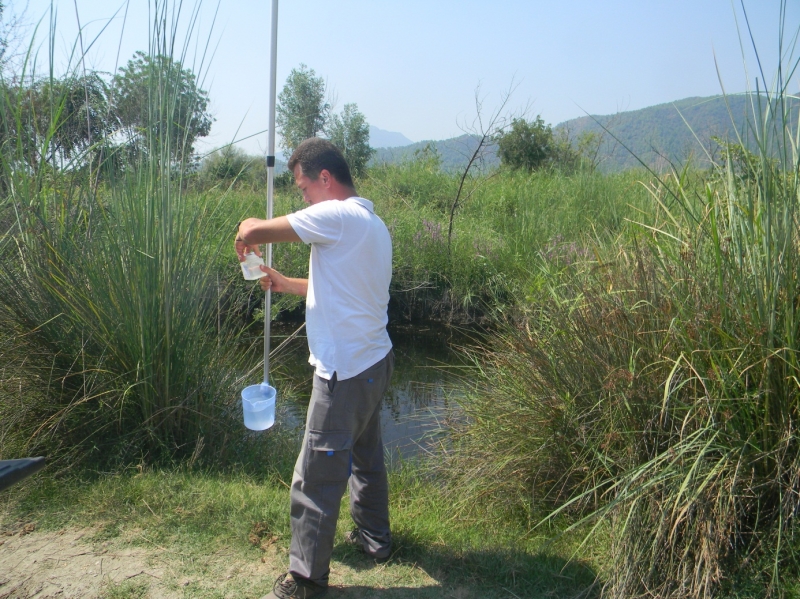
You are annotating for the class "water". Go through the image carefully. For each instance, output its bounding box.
[267,323,467,459]
[242,400,276,431]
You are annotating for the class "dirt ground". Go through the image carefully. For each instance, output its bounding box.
[0,521,285,599]
[0,523,447,599]
[0,525,170,599]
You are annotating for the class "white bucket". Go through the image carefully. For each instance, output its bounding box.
[242,383,276,431]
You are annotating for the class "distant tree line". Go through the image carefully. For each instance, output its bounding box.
[200,63,375,187]
[3,41,608,189]
[0,49,212,178]
[0,0,210,181]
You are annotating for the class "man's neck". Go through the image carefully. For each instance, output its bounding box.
[328,184,357,200]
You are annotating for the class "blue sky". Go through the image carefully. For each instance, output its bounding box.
[9,0,798,154]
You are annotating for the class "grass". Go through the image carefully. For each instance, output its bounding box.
[191,156,652,327]
[440,13,800,596]
[210,151,655,323]
[0,2,291,468]
[4,0,800,596]
[1,463,602,598]
[0,7,626,592]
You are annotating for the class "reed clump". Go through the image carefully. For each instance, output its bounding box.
[0,5,263,467]
[445,83,800,596]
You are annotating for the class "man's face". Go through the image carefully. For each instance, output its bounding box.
[293,164,329,206]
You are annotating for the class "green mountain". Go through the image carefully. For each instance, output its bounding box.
[555,94,796,172]
[371,134,499,172]
[371,94,794,174]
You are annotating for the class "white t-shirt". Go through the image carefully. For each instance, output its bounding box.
[286,197,392,381]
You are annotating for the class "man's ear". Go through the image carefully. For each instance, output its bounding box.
[319,169,332,187]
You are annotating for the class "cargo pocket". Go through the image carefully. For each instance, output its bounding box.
[301,430,353,483]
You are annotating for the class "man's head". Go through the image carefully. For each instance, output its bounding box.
[288,137,354,187]
[288,138,356,206]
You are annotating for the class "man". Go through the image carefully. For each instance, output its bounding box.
[235,137,394,599]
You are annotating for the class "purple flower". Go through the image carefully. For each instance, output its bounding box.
[419,220,444,245]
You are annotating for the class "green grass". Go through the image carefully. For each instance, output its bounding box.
[5,1,800,597]
[102,580,150,599]
[441,27,800,597]
[0,3,302,468]
[2,464,602,598]
[196,159,652,327]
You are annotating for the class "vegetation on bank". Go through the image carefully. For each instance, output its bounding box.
[442,90,800,597]
[2,2,800,598]
[2,460,600,598]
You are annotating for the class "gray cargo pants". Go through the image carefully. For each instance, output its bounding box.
[288,350,394,586]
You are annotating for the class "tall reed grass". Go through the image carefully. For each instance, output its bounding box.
[444,28,800,598]
[0,2,259,466]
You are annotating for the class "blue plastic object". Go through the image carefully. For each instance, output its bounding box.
[0,457,46,492]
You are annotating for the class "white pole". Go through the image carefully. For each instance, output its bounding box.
[264,0,279,385]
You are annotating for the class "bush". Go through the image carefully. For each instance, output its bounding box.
[496,116,554,172]
[201,145,254,182]
[0,8,255,468]
[446,85,800,597]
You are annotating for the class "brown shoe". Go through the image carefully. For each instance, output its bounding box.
[261,573,327,599]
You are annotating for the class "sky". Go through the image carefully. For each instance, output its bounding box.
[7,0,799,155]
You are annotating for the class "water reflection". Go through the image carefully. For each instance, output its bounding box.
[265,323,466,459]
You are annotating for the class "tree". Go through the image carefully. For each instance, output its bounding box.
[0,73,112,172]
[447,83,517,250]
[38,73,113,165]
[111,51,213,163]
[276,64,329,158]
[201,145,253,183]
[0,2,23,75]
[326,103,373,177]
[496,116,554,171]
[0,2,7,71]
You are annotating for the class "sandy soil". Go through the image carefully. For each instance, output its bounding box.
[0,522,450,599]
[0,524,165,599]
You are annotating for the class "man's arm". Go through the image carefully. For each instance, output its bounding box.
[258,265,308,297]
[235,216,302,261]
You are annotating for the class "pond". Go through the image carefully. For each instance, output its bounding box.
[265,323,470,460]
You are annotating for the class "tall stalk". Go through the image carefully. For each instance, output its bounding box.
[0,1,248,465]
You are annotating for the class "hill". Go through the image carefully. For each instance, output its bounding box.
[370,94,793,173]
[369,126,414,148]
[555,94,796,172]
[371,134,499,172]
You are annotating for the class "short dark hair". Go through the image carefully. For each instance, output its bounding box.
[287,137,355,189]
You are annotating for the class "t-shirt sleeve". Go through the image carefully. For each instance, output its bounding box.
[285,202,342,246]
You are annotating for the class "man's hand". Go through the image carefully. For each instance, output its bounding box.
[235,218,263,261]
[258,265,308,297]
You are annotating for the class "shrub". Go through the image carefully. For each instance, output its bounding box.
[496,116,554,172]
[201,145,255,183]
[0,4,254,467]
[446,81,800,597]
